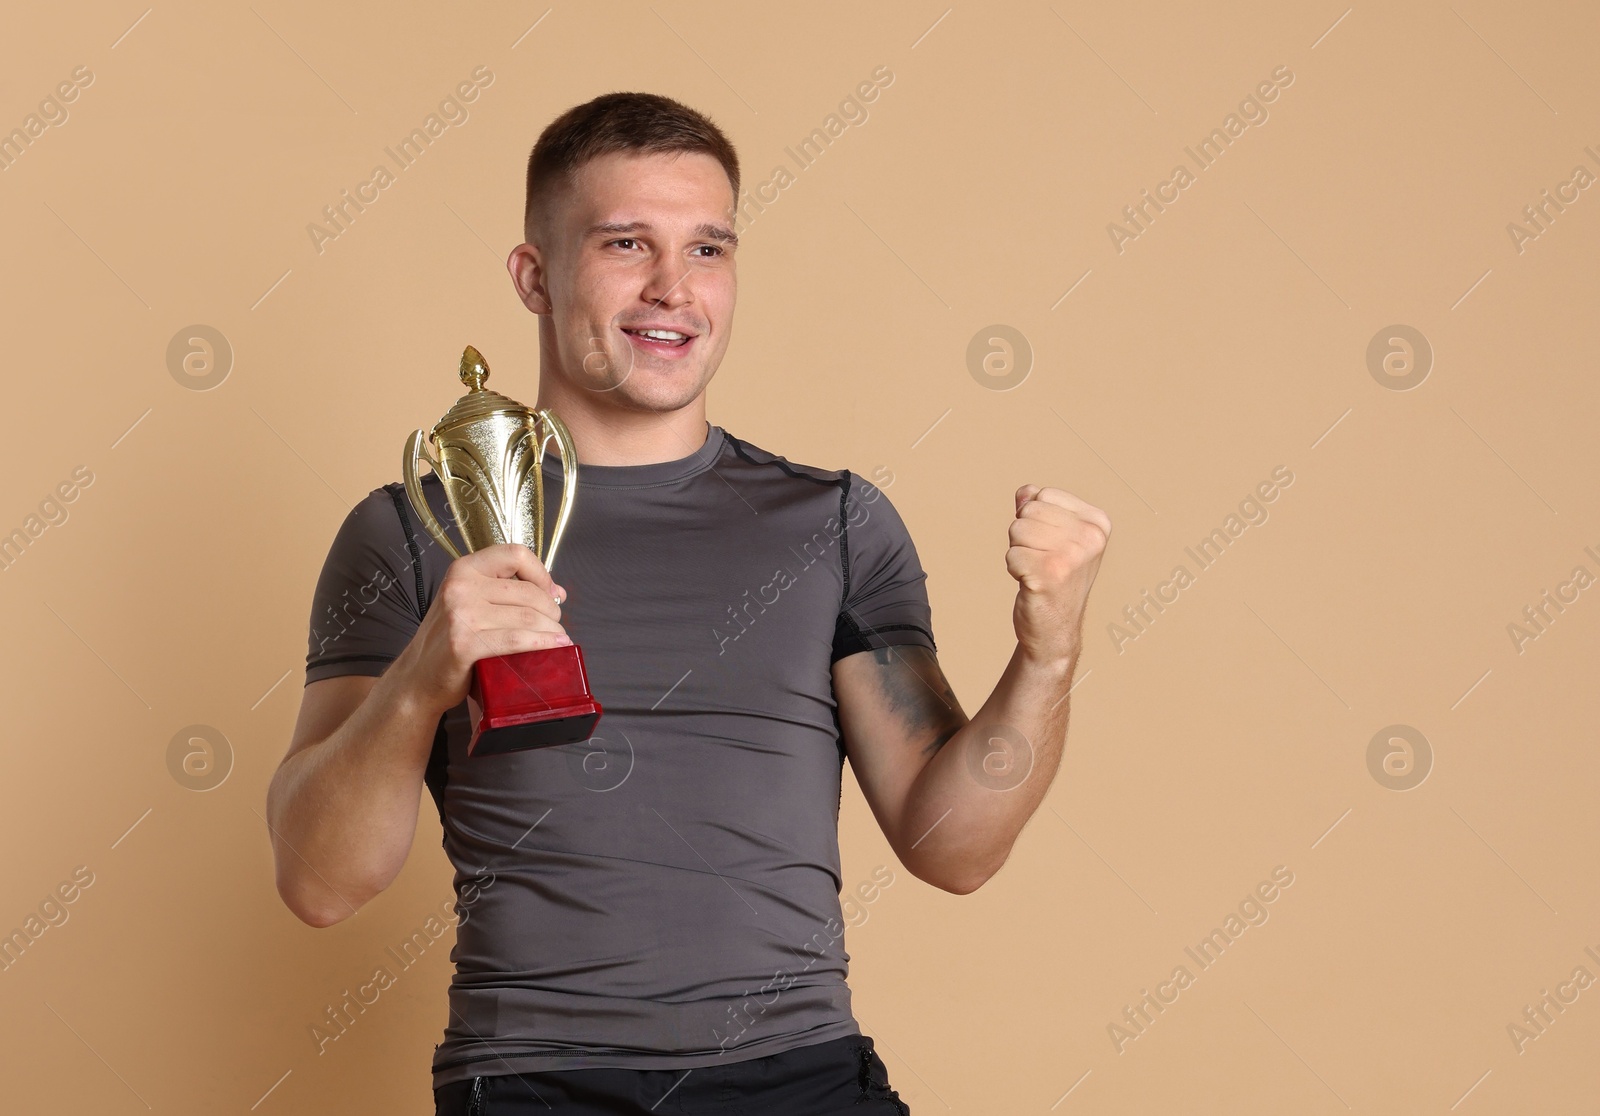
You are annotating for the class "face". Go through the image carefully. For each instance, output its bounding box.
[511,150,738,413]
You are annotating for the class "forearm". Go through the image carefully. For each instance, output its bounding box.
[265,660,442,925]
[898,640,1079,891]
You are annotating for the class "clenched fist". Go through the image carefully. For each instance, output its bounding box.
[391,543,571,718]
[1005,485,1110,666]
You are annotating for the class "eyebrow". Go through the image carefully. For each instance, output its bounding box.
[587,220,739,247]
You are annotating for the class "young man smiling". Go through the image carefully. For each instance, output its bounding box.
[267,92,1109,1115]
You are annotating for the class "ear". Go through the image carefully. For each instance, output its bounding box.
[508,243,552,315]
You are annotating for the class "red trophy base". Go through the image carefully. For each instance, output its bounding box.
[466,643,603,757]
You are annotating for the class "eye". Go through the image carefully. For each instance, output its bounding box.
[607,237,640,250]
[692,244,725,258]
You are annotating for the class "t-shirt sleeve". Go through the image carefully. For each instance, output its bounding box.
[304,484,429,684]
[830,472,938,663]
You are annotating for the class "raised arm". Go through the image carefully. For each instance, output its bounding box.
[265,544,570,927]
[834,485,1109,894]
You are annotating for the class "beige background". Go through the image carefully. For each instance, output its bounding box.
[2,1,1596,1112]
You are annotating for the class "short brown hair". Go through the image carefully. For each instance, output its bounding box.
[523,92,740,242]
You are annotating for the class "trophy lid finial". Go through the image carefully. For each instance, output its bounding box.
[460,345,489,390]
[434,344,528,430]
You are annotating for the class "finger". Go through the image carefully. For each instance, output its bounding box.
[1006,518,1063,551]
[1015,484,1042,514]
[1016,504,1112,552]
[475,605,568,637]
[464,543,555,591]
[1022,488,1111,535]
[479,595,563,630]
[1015,499,1078,526]
[476,576,564,620]
[1004,545,1049,585]
[468,626,574,660]
[1029,487,1104,526]
[455,604,570,643]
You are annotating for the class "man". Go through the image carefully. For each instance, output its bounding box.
[266,92,1109,1115]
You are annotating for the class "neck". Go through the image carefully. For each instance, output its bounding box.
[534,369,710,468]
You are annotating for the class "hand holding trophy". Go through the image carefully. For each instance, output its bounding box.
[402,345,603,756]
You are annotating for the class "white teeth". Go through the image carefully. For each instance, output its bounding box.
[633,329,687,341]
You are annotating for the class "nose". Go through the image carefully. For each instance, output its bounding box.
[641,254,693,309]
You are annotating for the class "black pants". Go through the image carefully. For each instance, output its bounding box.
[433,1034,911,1115]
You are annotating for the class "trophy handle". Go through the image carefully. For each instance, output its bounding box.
[536,409,578,574]
[402,429,464,561]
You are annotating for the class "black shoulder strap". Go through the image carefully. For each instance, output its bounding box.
[385,483,449,836]
[385,483,431,617]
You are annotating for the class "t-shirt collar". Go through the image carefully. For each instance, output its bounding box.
[541,421,724,488]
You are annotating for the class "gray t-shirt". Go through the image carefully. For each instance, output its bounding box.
[304,423,937,1086]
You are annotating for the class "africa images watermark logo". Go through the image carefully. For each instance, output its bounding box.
[711,467,896,657]
[733,66,894,237]
[307,896,464,1055]
[1505,146,1600,254]
[1,865,96,975]
[167,724,233,792]
[1107,866,1295,1053]
[0,465,95,574]
[1505,546,1600,655]
[0,65,94,173]
[1105,66,1294,253]
[305,65,494,254]
[1506,945,1600,1056]
[1108,466,1294,653]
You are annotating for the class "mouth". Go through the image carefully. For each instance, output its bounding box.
[621,326,697,359]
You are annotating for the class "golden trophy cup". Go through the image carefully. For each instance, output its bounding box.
[402,345,602,756]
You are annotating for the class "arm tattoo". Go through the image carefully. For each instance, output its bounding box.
[868,645,967,757]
